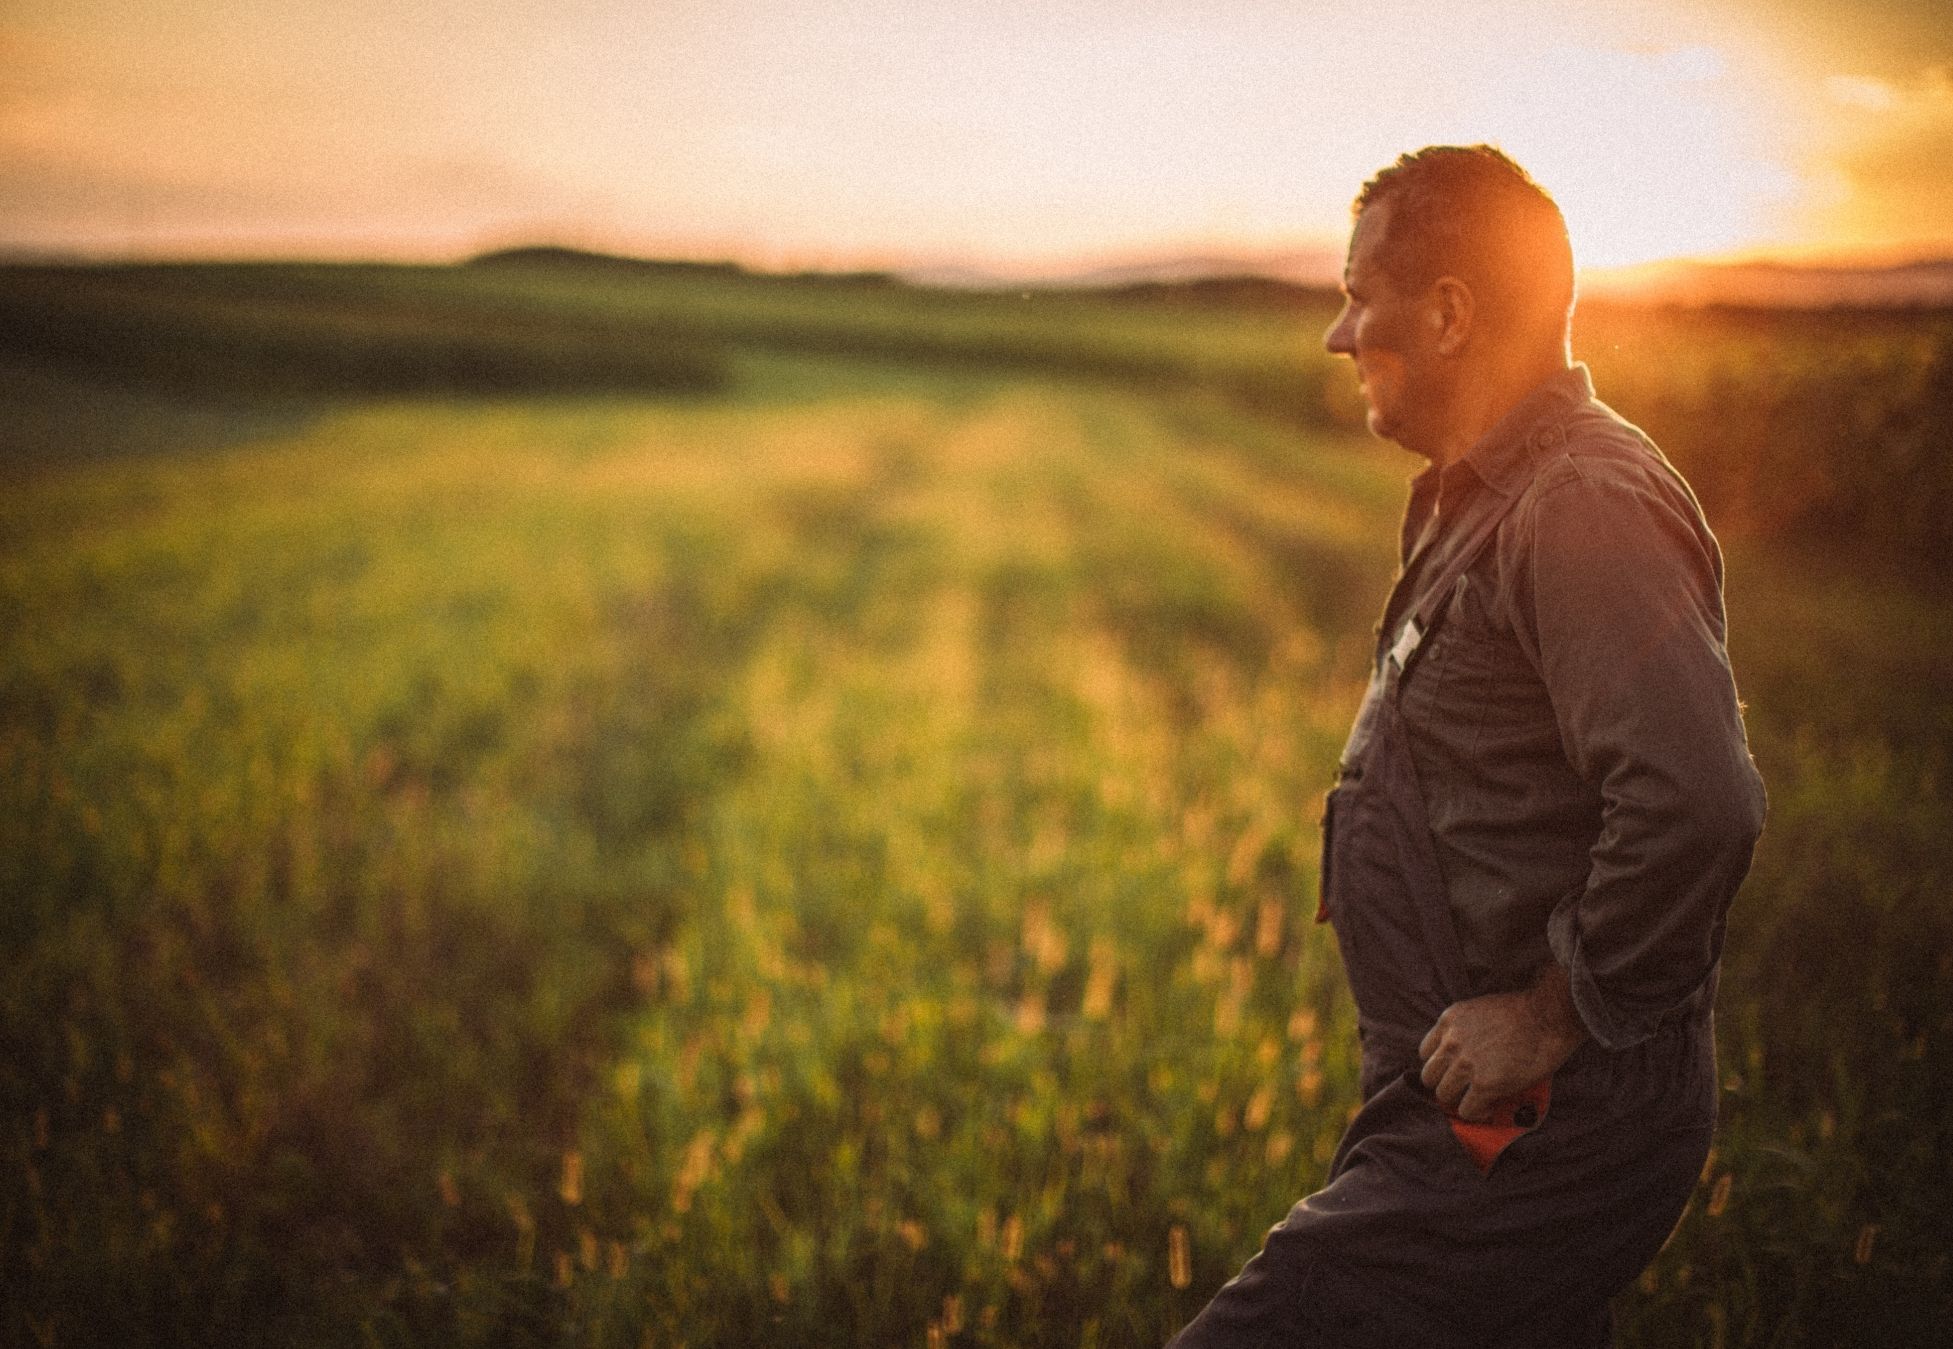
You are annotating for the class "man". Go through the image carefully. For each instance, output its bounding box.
[1169,146,1767,1347]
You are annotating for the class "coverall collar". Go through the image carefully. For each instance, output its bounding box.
[1450,362,1596,498]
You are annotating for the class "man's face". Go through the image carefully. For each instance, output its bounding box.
[1323,202,1438,448]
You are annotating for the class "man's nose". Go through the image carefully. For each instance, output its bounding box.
[1324,310,1354,356]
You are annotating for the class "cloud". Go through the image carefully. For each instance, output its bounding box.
[1825,75,1902,112]
[1808,64,1953,249]
[1825,64,1953,113]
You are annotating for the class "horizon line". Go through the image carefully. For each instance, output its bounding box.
[8,238,1953,306]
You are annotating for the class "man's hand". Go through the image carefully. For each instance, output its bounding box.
[1418,962,1588,1123]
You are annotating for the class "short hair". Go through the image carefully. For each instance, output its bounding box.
[1354,145,1575,339]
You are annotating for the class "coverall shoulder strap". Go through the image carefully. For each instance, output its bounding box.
[1384,482,1531,685]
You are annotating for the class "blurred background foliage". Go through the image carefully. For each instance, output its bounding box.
[1,259,1948,1345]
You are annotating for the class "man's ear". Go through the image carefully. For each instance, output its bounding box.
[1428,277,1474,355]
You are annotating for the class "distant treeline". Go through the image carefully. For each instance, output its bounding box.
[4,258,1949,563]
[0,264,726,398]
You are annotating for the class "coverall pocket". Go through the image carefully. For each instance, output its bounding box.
[1444,1077,1552,1176]
[1315,787,1339,924]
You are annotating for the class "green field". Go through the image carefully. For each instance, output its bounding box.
[3,262,1950,1346]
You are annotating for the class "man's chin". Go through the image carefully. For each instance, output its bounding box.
[1364,409,1418,453]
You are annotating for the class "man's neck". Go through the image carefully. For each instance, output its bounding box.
[1422,352,1571,471]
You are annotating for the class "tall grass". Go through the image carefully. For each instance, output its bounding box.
[2,266,1949,1345]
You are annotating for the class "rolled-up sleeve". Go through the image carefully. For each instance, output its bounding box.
[1516,460,1767,1050]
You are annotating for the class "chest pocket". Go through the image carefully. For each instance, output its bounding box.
[1398,570,1552,756]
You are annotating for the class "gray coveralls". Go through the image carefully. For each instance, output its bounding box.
[1169,433,1718,1348]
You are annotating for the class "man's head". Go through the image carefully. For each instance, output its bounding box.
[1325,145,1574,458]
[1353,145,1574,342]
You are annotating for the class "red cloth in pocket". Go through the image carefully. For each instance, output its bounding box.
[1447,1077,1552,1174]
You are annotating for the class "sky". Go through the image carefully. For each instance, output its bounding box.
[3,0,1951,275]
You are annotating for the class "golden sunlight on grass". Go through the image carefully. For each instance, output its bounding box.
[6,257,1950,1344]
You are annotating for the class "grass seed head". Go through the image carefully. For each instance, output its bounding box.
[1168,1224,1192,1289]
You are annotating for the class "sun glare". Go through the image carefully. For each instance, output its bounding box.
[1466,44,1799,269]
